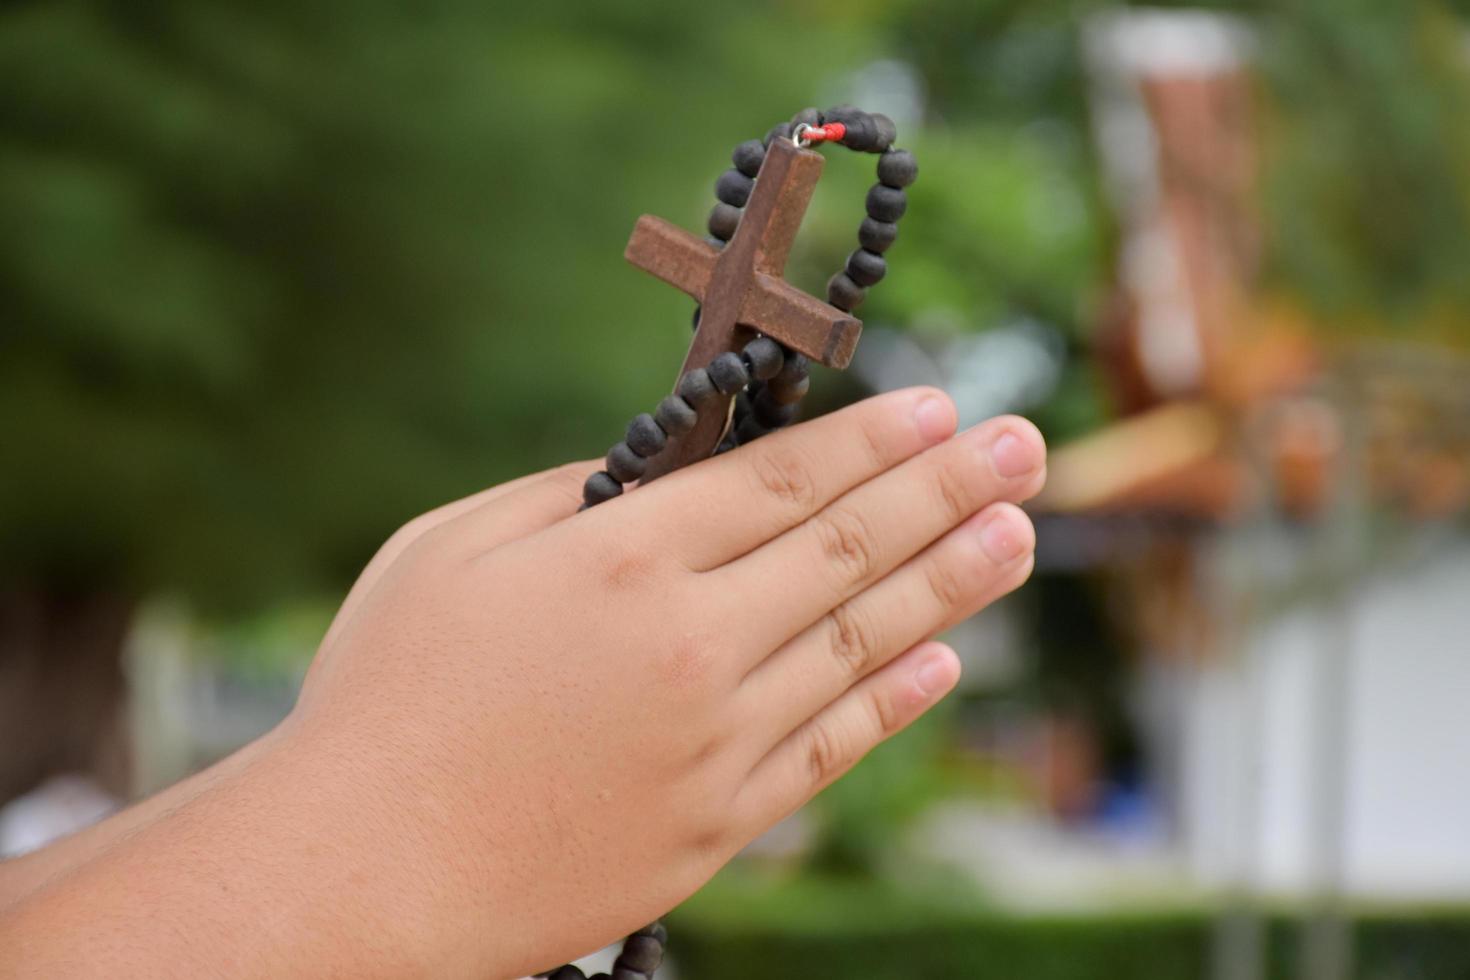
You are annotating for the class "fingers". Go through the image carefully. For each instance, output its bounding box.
[321,460,598,650]
[451,459,600,551]
[736,641,961,831]
[616,387,958,571]
[737,502,1034,743]
[714,415,1045,658]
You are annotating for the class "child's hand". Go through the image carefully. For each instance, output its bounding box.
[0,387,1044,980]
[293,386,1044,977]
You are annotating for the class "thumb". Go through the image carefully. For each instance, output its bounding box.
[320,459,598,651]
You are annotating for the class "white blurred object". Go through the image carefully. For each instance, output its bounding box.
[0,774,118,858]
[839,59,926,135]
[1181,534,1470,900]
[916,802,1189,911]
[851,319,1065,429]
[1085,8,1255,78]
[1083,9,1257,400]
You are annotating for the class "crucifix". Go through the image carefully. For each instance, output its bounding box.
[623,135,862,481]
[556,107,913,980]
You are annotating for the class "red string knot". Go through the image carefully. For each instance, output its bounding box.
[794,122,847,147]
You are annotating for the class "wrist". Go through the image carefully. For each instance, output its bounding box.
[241,714,511,976]
[0,716,512,980]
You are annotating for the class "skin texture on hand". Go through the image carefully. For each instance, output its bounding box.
[0,387,1045,980]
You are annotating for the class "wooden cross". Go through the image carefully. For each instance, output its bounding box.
[623,136,862,481]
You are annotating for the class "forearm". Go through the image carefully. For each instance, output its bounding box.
[0,736,279,913]
[0,722,510,980]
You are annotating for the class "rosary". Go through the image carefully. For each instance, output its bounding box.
[538,104,917,980]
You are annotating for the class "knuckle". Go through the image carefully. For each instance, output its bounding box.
[871,686,902,735]
[812,507,879,585]
[688,731,725,768]
[749,442,819,511]
[855,412,891,470]
[924,553,969,610]
[687,828,735,863]
[654,627,721,695]
[804,721,847,787]
[932,458,974,524]
[595,542,659,591]
[679,793,740,869]
[826,601,883,679]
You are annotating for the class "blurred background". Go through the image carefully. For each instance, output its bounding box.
[4,0,1470,977]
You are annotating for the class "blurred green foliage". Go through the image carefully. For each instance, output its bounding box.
[673,897,1470,980]
[4,0,1468,613]
[0,0,1135,612]
[5,0,1470,916]
[0,0,879,608]
[674,869,1470,979]
[1257,0,1470,327]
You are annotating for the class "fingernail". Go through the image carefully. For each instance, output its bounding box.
[980,514,1025,564]
[915,654,957,698]
[990,432,1037,479]
[914,396,953,443]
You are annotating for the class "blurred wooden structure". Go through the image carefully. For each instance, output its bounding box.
[1049,10,1470,526]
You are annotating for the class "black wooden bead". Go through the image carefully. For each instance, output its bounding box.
[625,412,666,458]
[707,351,750,395]
[764,122,794,147]
[605,442,646,484]
[767,372,811,405]
[755,385,800,423]
[655,394,697,437]
[754,391,800,428]
[741,336,784,380]
[877,148,918,188]
[732,139,765,178]
[846,248,887,287]
[827,271,868,312]
[677,367,718,408]
[616,936,663,973]
[548,968,586,980]
[715,168,754,208]
[735,415,769,445]
[871,113,897,152]
[858,217,899,254]
[588,975,611,980]
[823,103,864,126]
[866,183,907,222]
[611,970,650,980]
[790,106,822,128]
[707,202,741,241]
[583,472,622,506]
[774,350,809,385]
[840,113,880,152]
[704,235,726,250]
[634,922,669,944]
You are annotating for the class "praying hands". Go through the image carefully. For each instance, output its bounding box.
[0,387,1044,979]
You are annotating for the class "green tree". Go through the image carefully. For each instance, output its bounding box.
[0,0,876,797]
